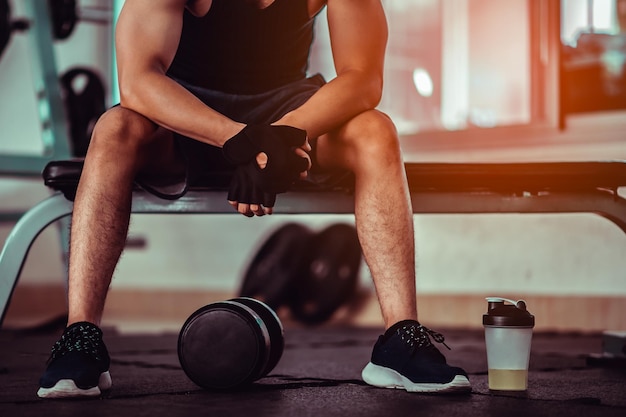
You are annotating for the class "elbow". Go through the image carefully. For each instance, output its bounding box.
[362,74,384,110]
[339,67,384,110]
[118,79,141,111]
[118,71,152,113]
[118,67,166,116]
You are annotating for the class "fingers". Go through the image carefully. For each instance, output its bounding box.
[227,165,277,216]
[250,203,265,216]
[228,200,252,217]
[228,200,274,217]
[228,200,256,217]
[283,148,310,179]
[302,137,311,152]
[293,148,312,171]
[263,192,276,207]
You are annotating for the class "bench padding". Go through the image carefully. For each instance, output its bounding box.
[43,159,626,201]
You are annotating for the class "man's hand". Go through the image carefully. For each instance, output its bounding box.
[223,125,310,193]
[227,169,277,217]
[223,124,311,216]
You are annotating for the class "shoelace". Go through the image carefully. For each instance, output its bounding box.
[48,323,104,363]
[398,323,451,351]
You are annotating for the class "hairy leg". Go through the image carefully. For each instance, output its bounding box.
[67,107,182,326]
[315,110,417,329]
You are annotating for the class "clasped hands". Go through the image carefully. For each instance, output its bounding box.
[222,124,311,217]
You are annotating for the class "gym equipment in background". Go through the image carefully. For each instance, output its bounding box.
[59,67,106,157]
[239,223,314,311]
[289,223,362,325]
[240,222,362,326]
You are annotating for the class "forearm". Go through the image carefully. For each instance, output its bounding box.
[276,69,383,138]
[114,0,242,147]
[278,0,388,138]
[119,71,243,147]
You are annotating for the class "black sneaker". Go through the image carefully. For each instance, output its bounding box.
[37,321,112,399]
[361,320,471,393]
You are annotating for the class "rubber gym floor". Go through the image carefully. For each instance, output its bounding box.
[1,321,625,417]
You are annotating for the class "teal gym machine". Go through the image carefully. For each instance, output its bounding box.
[0,0,72,179]
[0,0,114,269]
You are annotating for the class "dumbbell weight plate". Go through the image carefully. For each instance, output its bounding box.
[178,300,272,390]
[48,0,78,40]
[1,0,10,59]
[231,297,284,378]
[290,223,362,325]
[239,223,313,310]
[60,67,106,157]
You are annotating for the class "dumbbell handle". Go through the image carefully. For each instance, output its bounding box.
[77,7,111,25]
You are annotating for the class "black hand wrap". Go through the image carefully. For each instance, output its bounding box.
[223,125,309,205]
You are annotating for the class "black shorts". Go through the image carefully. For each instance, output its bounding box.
[138,74,352,199]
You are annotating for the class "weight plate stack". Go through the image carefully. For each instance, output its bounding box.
[289,223,362,325]
[239,223,313,310]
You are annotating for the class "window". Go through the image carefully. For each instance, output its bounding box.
[310,0,560,136]
[561,0,626,114]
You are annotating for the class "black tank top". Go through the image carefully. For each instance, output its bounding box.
[167,0,315,94]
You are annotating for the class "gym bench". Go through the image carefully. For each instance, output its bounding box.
[1,159,626,325]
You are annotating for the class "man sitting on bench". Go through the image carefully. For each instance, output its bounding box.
[37,0,471,398]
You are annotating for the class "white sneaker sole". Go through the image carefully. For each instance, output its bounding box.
[361,362,471,394]
[37,371,112,399]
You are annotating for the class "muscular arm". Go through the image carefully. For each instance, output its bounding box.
[116,0,243,146]
[276,0,388,138]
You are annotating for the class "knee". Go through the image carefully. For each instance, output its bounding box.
[342,110,401,166]
[89,106,156,156]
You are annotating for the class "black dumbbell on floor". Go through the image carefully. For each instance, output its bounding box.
[177,297,284,390]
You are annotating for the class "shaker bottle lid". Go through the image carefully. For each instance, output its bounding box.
[483,297,535,327]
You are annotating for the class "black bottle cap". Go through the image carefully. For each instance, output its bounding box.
[483,297,535,327]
